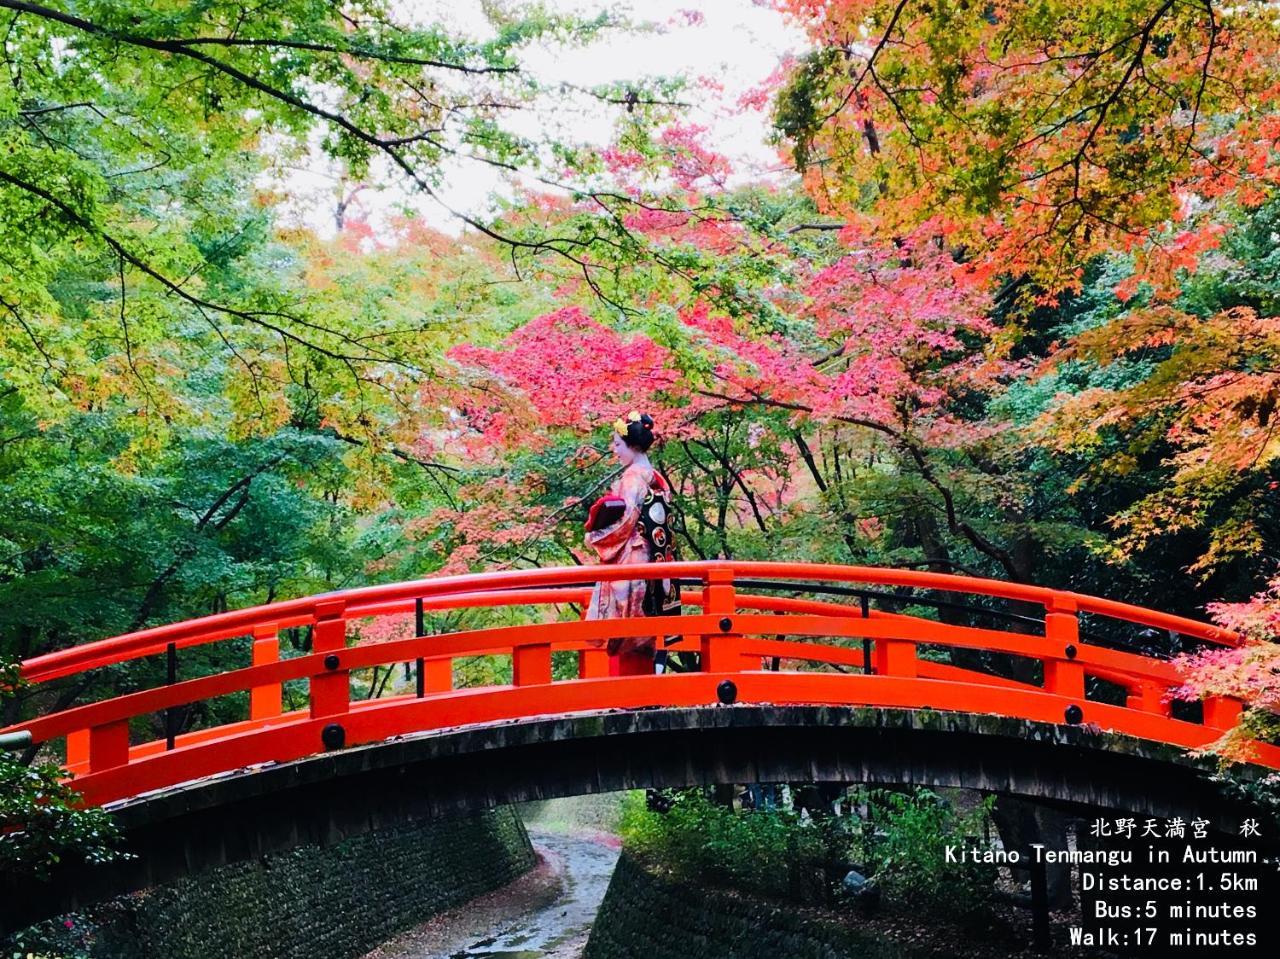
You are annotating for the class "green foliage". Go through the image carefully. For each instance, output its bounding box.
[0,385,391,735]
[619,789,832,901]
[5,913,93,959]
[859,788,998,924]
[1207,770,1280,836]
[0,0,674,453]
[771,49,844,175]
[0,672,121,883]
[0,752,120,881]
[620,786,1000,925]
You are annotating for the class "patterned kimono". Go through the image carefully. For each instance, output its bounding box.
[585,461,660,673]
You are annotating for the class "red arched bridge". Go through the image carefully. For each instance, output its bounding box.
[7,561,1277,813]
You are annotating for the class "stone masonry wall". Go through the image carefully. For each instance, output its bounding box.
[15,806,535,959]
[584,853,921,959]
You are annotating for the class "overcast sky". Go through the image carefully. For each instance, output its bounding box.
[271,1,808,240]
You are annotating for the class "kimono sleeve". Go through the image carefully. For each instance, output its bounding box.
[584,468,649,563]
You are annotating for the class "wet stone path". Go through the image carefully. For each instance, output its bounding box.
[364,828,621,959]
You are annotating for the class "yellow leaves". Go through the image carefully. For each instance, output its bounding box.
[110,425,173,476]
[780,0,1280,294]
[1061,305,1190,365]
[1037,301,1280,571]
[1105,451,1141,479]
[349,457,399,513]
[226,358,292,441]
[1107,493,1199,560]
[1031,385,1127,455]
[1187,725,1272,766]
[1187,517,1265,580]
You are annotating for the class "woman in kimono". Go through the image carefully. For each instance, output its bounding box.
[584,411,680,675]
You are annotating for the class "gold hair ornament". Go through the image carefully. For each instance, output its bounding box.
[613,410,646,436]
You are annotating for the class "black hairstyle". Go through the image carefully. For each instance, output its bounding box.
[616,411,656,452]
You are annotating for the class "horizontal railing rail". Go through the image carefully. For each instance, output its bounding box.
[18,562,1243,683]
[714,578,1051,629]
[3,562,1269,809]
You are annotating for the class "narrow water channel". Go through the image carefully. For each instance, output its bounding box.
[364,828,621,959]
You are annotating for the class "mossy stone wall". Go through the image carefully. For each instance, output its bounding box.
[19,806,534,959]
[584,853,921,959]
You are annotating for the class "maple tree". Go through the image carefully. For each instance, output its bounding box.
[1027,207,1280,759]
[766,0,1280,754]
[0,0,681,454]
[772,0,1280,294]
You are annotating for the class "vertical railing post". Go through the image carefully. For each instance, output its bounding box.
[412,598,450,692]
[250,624,281,720]
[88,720,129,773]
[513,639,552,686]
[415,598,426,697]
[165,641,178,750]
[1042,595,1084,700]
[860,594,872,675]
[1203,695,1244,730]
[310,599,349,720]
[422,658,452,692]
[578,648,609,678]
[1126,681,1171,716]
[872,634,917,677]
[870,593,916,678]
[700,567,746,673]
[66,729,89,770]
[575,593,608,679]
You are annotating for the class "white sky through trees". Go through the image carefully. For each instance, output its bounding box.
[270,1,806,241]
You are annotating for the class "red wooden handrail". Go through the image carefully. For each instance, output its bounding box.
[3,562,1269,808]
[17,562,1242,684]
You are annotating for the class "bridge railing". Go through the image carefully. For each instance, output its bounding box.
[3,562,1270,807]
